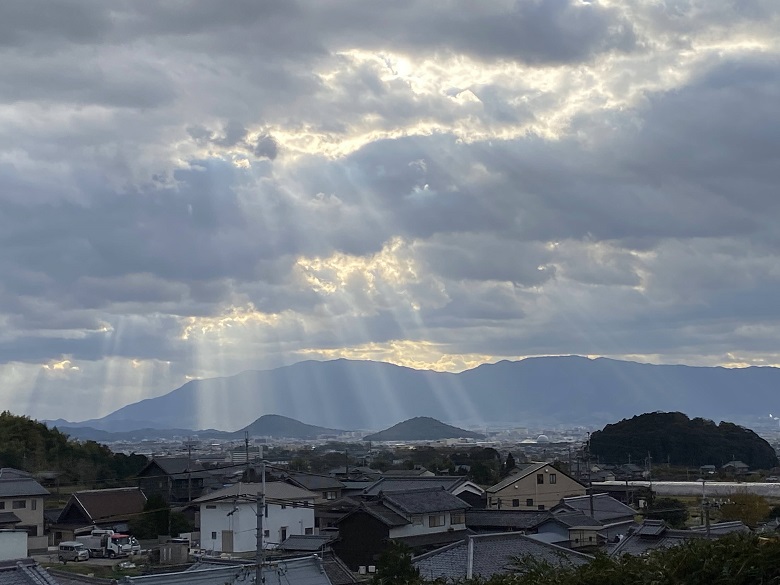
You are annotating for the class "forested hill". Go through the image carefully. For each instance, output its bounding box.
[363,417,485,441]
[590,412,778,469]
[0,411,147,487]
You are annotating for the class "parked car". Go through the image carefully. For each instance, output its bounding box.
[58,541,89,563]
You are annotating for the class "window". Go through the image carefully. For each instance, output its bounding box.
[0,502,4,509]
[549,473,557,484]
[305,527,313,535]
[206,505,216,509]
[451,512,465,525]
[325,491,337,500]
[211,532,217,540]
[281,504,287,509]
[538,505,545,510]
[537,474,544,484]
[412,515,423,525]
[429,514,445,527]
[13,500,26,509]
[292,501,298,508]
[512,499,520,507]
[526,499,534,507]
[264,530,270,537]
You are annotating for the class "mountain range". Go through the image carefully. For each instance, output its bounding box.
[48,356,780,432]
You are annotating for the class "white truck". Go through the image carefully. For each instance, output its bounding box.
[76,529,132,559]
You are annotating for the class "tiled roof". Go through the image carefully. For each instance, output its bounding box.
[466,509,552,530]
[413,532,592,581]
[555,494,636,523]
[610,520,706,557]
[140,457,211,479]
[280,534,336,552]
[66,487,147,524]
[542,511,603,528]
[193,481,317,504]
[0,468,50,498]
[362,477,468,496]
[0,511,22,525]
[397,529,472,549]
[360,501,409,527]
[0,558,62,585]
[286,473,345,492]
[321,551,359,585]
[119,556,333,585]
[382,488,470,514]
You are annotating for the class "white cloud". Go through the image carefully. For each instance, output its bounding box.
[1,0,780,422]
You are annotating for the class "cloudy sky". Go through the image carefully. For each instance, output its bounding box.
[2,0,779,422]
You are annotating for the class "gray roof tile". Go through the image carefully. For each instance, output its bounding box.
[382,488,470,514]
[414,532,592,581]
[0,558,62,585]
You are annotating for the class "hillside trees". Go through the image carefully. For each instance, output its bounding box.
[0,411,148,487]
[589,412,778,468]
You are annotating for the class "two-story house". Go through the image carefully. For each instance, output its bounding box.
[137,457,214,504]
[283,472,352,533]
[333,487,470,570]
[0,468,49,553]
[361,476,486,508]
[194,482,317,554]
[551,493,636,541]
[486,462,585,511]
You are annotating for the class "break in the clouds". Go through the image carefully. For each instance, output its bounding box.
[1,0,780,423]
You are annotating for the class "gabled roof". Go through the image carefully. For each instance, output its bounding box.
[285,473,344,492]
[382,488,470,515]
[358,501,409,527]
[413,532,592,581]
[465,509,552,530]
[280,534,336,552]
[382,468,431,477]
[362,476,482,497]
[486,463,583,493]
[0,468,50,498]
[0,558,62,585]
[553,493,636,523]
[137,457,211,480]
[192,481,317,504]
[59,487,147,525]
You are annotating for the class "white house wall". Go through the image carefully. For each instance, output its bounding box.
[201,501,315,554]
[389,510,465,539]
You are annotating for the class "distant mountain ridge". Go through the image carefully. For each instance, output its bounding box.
[50,356,780,432]
[363,417,485,441]
[54,414,344,442]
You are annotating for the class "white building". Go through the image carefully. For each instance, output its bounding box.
[194,482,317,554]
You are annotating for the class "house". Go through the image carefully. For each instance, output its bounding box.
[533,511,606,549]
[194,482,317,554]
[413,532,592,581]
[117,555,333,585]
[333,487,470,570]
[137,457,215,504]
[51,487,147,543]
[0,468,50,553]
[721,460,750,475]
[328,466,382,481]
[551,493,636,540]
[361,476,486,508]
[283,472,347,532]
[486,462,586,511]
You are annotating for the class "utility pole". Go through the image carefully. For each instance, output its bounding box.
[586,433,594,518]
[187,437,193,503]
[245,432,250,478]
[256,460,266,585]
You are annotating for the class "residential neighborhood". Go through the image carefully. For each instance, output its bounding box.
[2,422,780,585]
